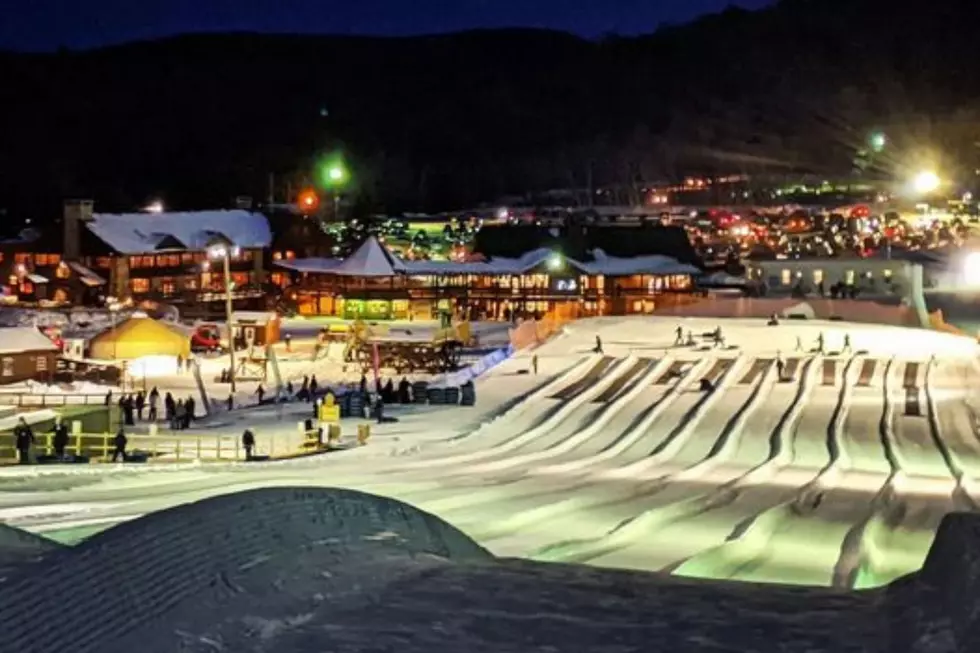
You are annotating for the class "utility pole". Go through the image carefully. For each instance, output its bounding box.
[223,251,237,394]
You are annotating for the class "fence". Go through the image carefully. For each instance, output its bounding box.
[0,393,108,408]
[0,430,296,465]
[508,312,574,352]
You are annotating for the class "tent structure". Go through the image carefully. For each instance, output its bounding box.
[331,237,405,276]
[89,316,191,361]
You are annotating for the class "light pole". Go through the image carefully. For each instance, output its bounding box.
[318,154,349,221]
[208,244,240,393]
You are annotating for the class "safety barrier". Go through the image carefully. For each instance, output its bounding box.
[0,430,296,465]
[508,313,573,352]
[0,393,108,407]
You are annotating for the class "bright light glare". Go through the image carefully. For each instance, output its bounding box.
[964,252,980,284]
[328,166,344,181]
[912,171,941,194]
[548,253,563,270]
[128,355,179,378]
[144,200,164,214]
[208,246,227,260]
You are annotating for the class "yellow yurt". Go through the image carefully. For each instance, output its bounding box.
[89,316,191,361]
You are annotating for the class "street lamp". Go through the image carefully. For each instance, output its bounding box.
[912,170,941,195]
[869,132,886,153]
[208,243,241,393]
[318,154,349,219]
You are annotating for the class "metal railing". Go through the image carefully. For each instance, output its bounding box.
[0,393,108,407]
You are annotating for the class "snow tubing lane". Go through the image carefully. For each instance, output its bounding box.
[0,487,492,653]
[592,359,653,403]
[550,357,616,400]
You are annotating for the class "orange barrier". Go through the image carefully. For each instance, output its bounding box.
[508,312,573,351]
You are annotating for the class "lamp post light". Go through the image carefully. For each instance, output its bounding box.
[208,244,241,393]
[912,170,941,195]
[318,155,349,220]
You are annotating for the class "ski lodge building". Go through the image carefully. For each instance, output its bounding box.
[275,225,703,320]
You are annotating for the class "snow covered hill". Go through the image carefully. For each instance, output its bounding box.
[0,487,979,652]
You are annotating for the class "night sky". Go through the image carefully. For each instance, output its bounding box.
[3,0,773,52]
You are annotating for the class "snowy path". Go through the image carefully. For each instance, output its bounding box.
[2,317,979,589]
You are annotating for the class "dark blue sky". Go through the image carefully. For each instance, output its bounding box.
[2,0,773,52]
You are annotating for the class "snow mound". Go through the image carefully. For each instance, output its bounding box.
[0,487,490,653]
[0,523,64,582]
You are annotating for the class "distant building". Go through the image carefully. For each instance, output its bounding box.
[0,200,272,308]
[0,327,58,385]
[276,224,703,320]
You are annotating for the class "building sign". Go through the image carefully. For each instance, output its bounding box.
[552,278,578,293]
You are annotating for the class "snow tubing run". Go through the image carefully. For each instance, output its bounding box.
[3,493,980,652]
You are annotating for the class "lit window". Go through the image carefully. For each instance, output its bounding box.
[1,358,12,377]
[780,269,792,285]
[130,278,150,293]
[884,269,893,280]
[813,269,824,285]
[55,263,70,279]
[36,356,47,372]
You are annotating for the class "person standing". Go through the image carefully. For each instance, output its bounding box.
[255,384,265,404]
[674,325,684,346]
[816,332,825,354]
[531,354,539,375]
[185,396,196,428]
[164,392,175,423]
[52,418,69,459]
[242,429,255,461]
[284,333,292,353]
[776,353,786,382]
[14,418,33,465]
[842,333,852,353]
[135,391,145,421]
[174,400,185,430]
[594,335,603,354]
[309,375,319,398]
[112,428,127,462]
[148,387,159,422]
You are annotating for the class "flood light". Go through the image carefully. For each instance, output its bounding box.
[912,171,940,194]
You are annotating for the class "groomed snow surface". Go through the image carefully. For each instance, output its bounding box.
[2,316,979,590]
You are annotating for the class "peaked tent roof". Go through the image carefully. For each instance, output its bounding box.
[88,316,190,361]
[85,210,272,255]
[331,237,405,276]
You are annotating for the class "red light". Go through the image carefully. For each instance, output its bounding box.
[298,189,320,213]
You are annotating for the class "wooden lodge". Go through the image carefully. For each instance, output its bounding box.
[275,224,704,320]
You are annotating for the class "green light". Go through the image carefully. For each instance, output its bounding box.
[317,153,350,188]
[548,253,563,270]
[870,132,886,152]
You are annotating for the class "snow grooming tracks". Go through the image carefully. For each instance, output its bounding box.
[530,358,714,476]
[528,356,754,565]
[832,358,900,589]
[401,355,640,470]
[924,359,979,511]
[605,354,748,479]
[459,357,670,474]
[670,356,859,583]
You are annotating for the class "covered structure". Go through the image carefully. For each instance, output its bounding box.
[0,327,59,385]
[276,231,702,320]
[88,316,191,361]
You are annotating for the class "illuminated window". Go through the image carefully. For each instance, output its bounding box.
[95,257,112,268]
[813,269,824,285]
[130,278,150,293]
[55,263,70,279]
[184,278,198,290]
[181,253,195,264]
[36,355,47,372]
[19,282,33,294]
[884,269,893,280]
[1,358,12,377]
[845,270,855,285]
[780,269,792,285]
[14,253,30,265]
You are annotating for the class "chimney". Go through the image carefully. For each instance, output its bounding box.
[63,199,94,261]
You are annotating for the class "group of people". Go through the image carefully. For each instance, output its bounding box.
[105,387,197,430]
[12,417,129,465]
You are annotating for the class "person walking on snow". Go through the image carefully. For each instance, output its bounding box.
[531,354,539,375]
[242,429,256,461]
[594,335,603,354]
[776,353,786,381]
[674,325,684,346]
[111,428,127,462]
[795,336,804,352]
[842,333,852,353]
[816,332,825,354]
[255,384,265,404]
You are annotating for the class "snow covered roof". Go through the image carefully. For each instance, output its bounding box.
[0,327,59,354]
[85,210,272,254]
[68,263,107,287]
[332,237,406,276]
[277,242,700,278]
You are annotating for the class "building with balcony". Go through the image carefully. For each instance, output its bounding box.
[0,200,272,309]
[276,224,703,320]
